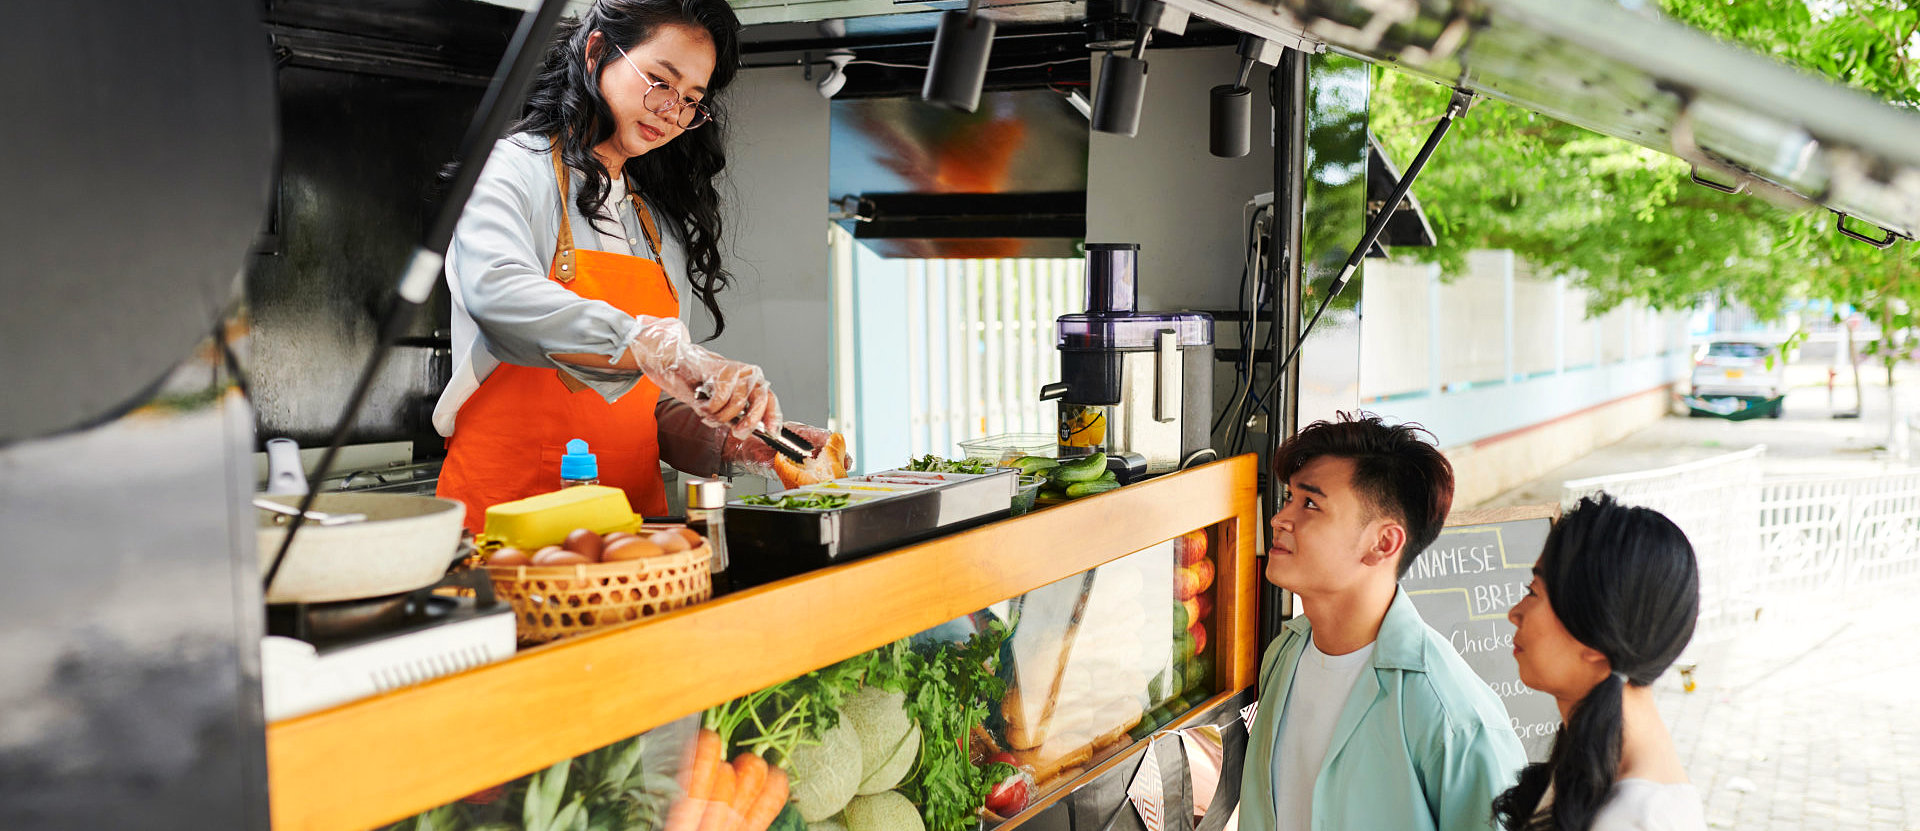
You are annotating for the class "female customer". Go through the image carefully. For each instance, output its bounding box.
[434,0,844,529]
[1496,494,1706,831]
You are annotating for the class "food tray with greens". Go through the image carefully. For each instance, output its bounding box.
[725,464,1017,587]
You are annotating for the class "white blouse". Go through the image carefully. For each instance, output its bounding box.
[1537,779,1707,831]
[434,134,695,436]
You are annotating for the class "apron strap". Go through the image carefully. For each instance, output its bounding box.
[631,195,663,264]
[550,148,579,282]
[551,144,666,271]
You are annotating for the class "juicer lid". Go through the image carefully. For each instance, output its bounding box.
[1057,312,1214,349]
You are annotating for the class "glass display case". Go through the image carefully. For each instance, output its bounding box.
[379,530,1222,831]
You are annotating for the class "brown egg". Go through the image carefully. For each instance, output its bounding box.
[533,546,595,566]
[649,530,691,553]
[675,527,704,547]
[602,537,665,561]
[563,528,604,560]
[602,531,638,546]
[487,547,531,567]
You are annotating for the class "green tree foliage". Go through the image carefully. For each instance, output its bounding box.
[1372,0,1918,375]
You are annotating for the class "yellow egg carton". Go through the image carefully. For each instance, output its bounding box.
[477,485,646,551]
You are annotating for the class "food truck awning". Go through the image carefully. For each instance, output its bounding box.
[478,0,1920,245]
[1237,0,1920,245]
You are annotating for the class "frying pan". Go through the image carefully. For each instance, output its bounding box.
[256,493,465,604]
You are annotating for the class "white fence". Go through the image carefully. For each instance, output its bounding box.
[1562,447,1766,644]
[1563,448,1920,645]
[826,221,1083,467]
[895,258,1082,459]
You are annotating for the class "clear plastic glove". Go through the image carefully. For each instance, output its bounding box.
[627,315,779,439]
[721,422,851,481]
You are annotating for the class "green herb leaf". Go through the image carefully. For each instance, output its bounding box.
[739,492,852,510]
[894,620,1014,831]
[900,455,994,474]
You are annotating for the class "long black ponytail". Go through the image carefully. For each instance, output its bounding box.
[513,0,742,337]
[1493,493,1700,831]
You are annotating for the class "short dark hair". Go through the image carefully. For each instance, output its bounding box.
[1272,411,1454,576]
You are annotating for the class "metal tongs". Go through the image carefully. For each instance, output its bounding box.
[694,381,816,463]
[757,426,815,464]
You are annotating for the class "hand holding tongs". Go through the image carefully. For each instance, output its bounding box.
[694,380,815,463]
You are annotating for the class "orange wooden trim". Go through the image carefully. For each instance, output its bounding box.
[1215,492,1262,692]
[267,454,1260,831]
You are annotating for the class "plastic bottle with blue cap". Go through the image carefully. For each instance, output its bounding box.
[559,439,599,489]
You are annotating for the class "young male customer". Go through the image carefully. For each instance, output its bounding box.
[1239,413,1526,831]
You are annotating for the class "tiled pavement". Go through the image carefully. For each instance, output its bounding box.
[1653,599,1920,830]
[1470,374,1920,830]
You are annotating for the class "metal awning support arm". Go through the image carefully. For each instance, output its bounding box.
[1267,87,1472,385]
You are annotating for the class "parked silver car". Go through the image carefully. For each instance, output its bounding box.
[1691,338,1789,417]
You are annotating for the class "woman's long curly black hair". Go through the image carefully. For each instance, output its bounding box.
[513,0,742,337]
[1492,494,1700,831]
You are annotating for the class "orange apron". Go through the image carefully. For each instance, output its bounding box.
[438,150,678,532]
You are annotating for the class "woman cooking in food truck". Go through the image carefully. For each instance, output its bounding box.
[434,0,848,530]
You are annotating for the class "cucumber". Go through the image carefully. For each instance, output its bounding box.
[1052,452,1109,483]
[1012,455,1060,475]
[1065,479,1120,498]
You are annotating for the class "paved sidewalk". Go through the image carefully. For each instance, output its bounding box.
[1478,369,1920,511]
[1654,600,1920,830]
[1466,377,1920,830]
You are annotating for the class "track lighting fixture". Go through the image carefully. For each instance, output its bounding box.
[1209,35,1283,158]
[921,0,996,111]
[1091,0,1164,137]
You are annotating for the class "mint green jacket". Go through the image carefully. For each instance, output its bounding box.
[1238,588,1527,831]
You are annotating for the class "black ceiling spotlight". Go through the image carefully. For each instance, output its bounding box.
[1091,0,1174,136]
[921,0,996,112]
[1210,34,1283,158]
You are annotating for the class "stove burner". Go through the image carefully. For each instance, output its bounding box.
[267,570,485,645]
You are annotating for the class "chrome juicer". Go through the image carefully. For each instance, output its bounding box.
[1040,244,1216,479]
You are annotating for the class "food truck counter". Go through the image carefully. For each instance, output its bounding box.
[267,454,1262,831]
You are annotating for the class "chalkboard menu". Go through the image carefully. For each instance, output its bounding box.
[1402,507,1560,762]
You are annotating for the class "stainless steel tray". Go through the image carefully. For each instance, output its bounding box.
[724,468,1017,587]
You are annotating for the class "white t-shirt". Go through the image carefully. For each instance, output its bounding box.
[1538,780,1707,831]
[1272,637,1376,831]
[593,176,649,261]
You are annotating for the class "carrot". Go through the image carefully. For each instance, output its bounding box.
[695,761,736,831]
[723,753,769,831]
[738,766,789,831]
[664,728,723,831]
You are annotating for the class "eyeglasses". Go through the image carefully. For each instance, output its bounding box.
[611,40,713,130]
